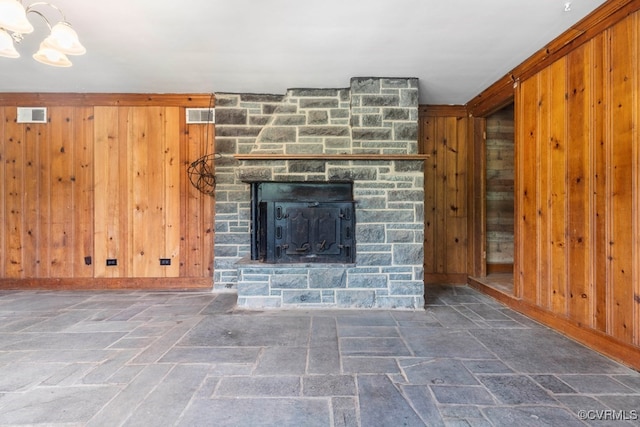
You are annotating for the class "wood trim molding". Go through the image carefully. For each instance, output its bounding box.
[468,277,640,372]
[467,0,640,117]
[0,93,215,107]
[419,105,467,117]
[0,278,213,291]
[234,154,430,161]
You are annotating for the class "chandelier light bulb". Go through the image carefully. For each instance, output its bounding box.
[42,22,85,55]
[0,28,20,58]
[0,0,34,34]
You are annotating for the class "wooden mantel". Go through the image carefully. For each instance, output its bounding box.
[234,154,430,161]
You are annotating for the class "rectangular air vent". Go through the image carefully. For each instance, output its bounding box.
[186,108,215,124]
[17,107,47,123]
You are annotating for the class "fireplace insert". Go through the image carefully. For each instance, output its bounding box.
[250,182,355,263]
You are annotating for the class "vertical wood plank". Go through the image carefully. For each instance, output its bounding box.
[49,107,75,277]
[591,33,608,333]
[185,123,205,277]
[517,76,539,303]
[0,108,5,276]
[434,117,447,273]
[73,107,94,278]
[164,107,181,277]
[566,44,592,326]
[607,17,634,343]
[549,58,568,315]
[421,114,437,274]
[537,67,551,309]
[22,116,43,277]
[3,107,24,277]
[633,13,640,348]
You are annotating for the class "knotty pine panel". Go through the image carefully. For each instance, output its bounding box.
[2,96,215,286]
[183,122,215,278]
[515,11,640,351]
[419,109,469,281]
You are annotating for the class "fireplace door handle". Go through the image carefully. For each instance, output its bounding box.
[295,243,310,252]
[307,202,319,207]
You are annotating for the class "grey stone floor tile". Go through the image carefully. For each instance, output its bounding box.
[337,312,397,327]
[85,363,174,427]
[400,358,479,385]
[177,397,331,427]
[303,375,356,396]
[400,328,494,358]
[340,337,412,356]
[478,374,557,405]
[2,331,127,351]
[180,315,311,347]
[614,374,640,391]
[82,348,139,384]
[462,359,514,374]
[430,385,496,405]
[122,364,210,427]
[0,385,120,425]
[530,374,577,394]
[401,385,445,426]
[332,396,359,427]
[309,316,341,374]
[254,346,308,375]
[426,306,478,328]
[559,374,637,394]
[342,356,401,374]
[358,374,425,426]
[160,346,262,364]
[338,325,400,337]
[482,406,586,427]
[0,362,67,391]
[215,375,301,396]
[470,328,631,374]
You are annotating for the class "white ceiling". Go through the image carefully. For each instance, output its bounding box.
[1,0,607,104]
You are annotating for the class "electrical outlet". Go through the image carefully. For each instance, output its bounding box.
[159,258,171,266]
[106,259,117,266]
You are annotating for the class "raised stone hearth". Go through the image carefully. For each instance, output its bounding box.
[214,77,425,309]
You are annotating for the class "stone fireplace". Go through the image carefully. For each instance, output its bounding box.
[214,77,425,309]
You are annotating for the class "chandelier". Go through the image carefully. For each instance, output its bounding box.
[0,0,85,67]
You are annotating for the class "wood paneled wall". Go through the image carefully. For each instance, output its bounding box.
[0,95,215,289]
[515,11,640,348]
[420,106,469,284]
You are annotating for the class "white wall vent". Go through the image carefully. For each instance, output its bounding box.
[186,108,215,124]
[17,107,47,124]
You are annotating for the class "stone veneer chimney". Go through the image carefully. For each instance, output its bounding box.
[214,77,425,309]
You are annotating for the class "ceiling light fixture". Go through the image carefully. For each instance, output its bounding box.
[0,0,85,67]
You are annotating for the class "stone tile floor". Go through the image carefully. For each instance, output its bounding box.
[0,285,639,426]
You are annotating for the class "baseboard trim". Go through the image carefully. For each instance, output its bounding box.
[0,278,213,291]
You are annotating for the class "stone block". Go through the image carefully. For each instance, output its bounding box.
[273,115,306,126]
[216,108,247,125]
[393,244,424,265]
[336,290,376,308]
[389,282,424,296]
[299,99,340,109]
[282,290,322,304]
[388,189,423,202]
[376,296,422,309]
[351,77,381,94]
[237,297,281,308]
[309,268,347,288]
[271,274,308,289]
[356,224,385,243]
[394,122,418,141]
[361,95,400,107]
[288,160,325,173]
[237,283,270,297]
[347,274,387,289]
[355,253,392,267]
[308,110,329,124]
[258,127,297,143]
[351,128,392,141]
[299,126,350,137]
[382,108,410,121]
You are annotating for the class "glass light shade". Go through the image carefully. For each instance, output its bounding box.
[0,28,20,58]
[0,0,34,34]
[33,43,71,67]
[41,22,85,55]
